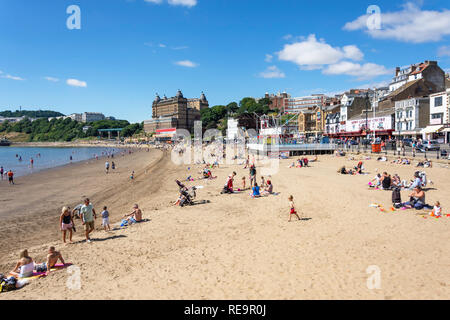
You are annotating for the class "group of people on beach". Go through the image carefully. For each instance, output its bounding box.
[59,198,144,243]
[1,197,145,292]
[0,166,15,184]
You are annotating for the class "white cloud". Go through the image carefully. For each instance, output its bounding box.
[44,76,59,82]
[66,78,87,87]
[145,0,197,7]
[2,74,25,81]
[265,54,273,63]
[158,43,166,48]
[168,0,197,7]
[174,60,198,68]
[259,66,286,79]
[276,34,389,79]
[323,61,391,80]
[438,45,450,57]
[343,2,450,43]
[277,34,364,69]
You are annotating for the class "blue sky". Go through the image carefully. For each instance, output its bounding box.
[1,0,450,123]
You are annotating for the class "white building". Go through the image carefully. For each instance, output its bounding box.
[393,97,430,139]
[227,118,239,141]
[422,91,449,142]
[82,112,105,123]
[389,61,445,93]
[0,116,34,123]
[66,113,83,122]
[284,95,325,114]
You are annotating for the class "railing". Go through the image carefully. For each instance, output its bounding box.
[340,142,450,160]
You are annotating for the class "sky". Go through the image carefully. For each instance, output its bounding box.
[1,0,450,123]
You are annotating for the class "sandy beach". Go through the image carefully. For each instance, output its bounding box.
[1,149,449,300]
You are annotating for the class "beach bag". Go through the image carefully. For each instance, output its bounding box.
[0,277,16,293]
[392,187,402,208]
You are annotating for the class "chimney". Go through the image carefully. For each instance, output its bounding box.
[395,67,400,76]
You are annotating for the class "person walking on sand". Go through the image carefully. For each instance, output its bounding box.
[7,170,14,185]
[249,164,256,187]
[34,247,66,274]
[80,198,96,243]
[288,195,301,222]
[60,206,74,244]
[105,161,110,174]
[0,166,3,180]
[101,206,111,231]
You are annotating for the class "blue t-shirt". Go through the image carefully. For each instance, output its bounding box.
[101,210,109,219]
[252,186,260,196]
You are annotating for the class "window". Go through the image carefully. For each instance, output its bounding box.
[435,96,443,107]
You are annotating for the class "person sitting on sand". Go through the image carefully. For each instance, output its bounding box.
[380,172,392,190]
[408,172,422,190]
[392,174,401,187]
[309,156,318,162]
[252,183,261,198]
[338,166,348,175]
[222,172,236,194]
[260,176,266,188]
[262,180,273,196]
[123,204,143,225]
[10,250,34,278]
[303,157,309,167]
[403,186,433,210]
[60,206,74,244]
[34,247,66,274]
[370,174,382,188]
[430,201,442,217]
[288,195,301,222]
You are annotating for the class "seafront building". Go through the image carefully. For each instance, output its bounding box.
[144,90,209,140]
[393,98,430,140]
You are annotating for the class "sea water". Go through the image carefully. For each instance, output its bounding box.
[0,146,119,177]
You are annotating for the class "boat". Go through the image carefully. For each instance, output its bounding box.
[0,138,11,146]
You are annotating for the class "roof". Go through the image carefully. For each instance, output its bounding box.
[410,63,429,75]
[385,79,421,99]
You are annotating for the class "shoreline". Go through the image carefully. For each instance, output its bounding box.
[1,146,127,179]
[0,147,162,256]
[9,140,149,149]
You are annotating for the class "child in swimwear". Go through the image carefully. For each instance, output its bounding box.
[430,201,442,217]
[288,195,301,222]
[260,176,266,188]
[242,176,246,190]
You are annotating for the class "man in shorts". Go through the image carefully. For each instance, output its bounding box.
[80,198,96,243]
[35,246,66,274]
[105,161,110,174]
[7,170,14,185]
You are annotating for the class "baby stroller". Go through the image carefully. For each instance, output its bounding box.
[392,187,402,209]
[175,180,197,207]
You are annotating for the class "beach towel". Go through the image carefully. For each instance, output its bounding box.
[9,263,73,281]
